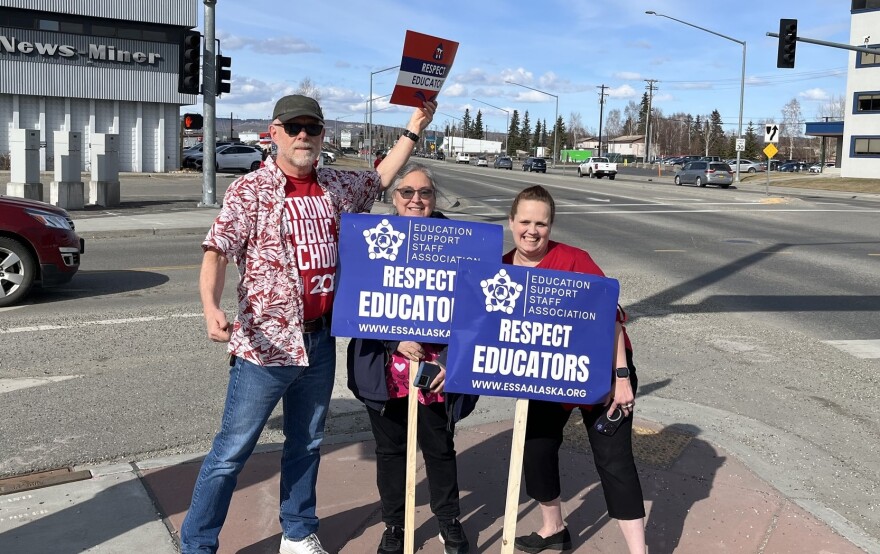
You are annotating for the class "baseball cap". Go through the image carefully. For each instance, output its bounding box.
[272,95,324,124]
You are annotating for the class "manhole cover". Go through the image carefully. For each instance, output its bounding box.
[563,415,693,469]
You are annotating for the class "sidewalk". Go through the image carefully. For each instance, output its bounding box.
[0,415,869,553]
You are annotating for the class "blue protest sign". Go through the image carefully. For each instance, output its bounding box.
[444,261,620,404]
[331,214,503,343]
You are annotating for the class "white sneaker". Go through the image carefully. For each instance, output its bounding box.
[280,533,327,554]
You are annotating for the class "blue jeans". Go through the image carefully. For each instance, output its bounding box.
[180,329,336,554]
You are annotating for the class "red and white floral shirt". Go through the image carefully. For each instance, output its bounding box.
[203,155,380,367]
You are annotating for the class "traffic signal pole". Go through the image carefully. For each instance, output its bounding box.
[200,0,219,208]
[768,27,880,61]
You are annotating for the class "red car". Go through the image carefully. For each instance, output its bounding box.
[0,196,84,307]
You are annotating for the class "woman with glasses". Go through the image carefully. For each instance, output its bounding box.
[347,162,477,554]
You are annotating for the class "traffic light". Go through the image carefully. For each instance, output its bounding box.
[777,18,797,68]
[183,113,203,130]
[178,30,201,94]
[216,55,231,95]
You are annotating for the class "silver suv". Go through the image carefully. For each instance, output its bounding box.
[674,161,733,188]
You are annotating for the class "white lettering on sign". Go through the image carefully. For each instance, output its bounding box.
[382,265,457,291]
[471,345,590,383]
[357,291,454,322]
[420,62,446,76]
[0,35,162,64]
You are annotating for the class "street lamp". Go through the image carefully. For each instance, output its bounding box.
[438,112,463,157]
[506,80,559,167]
[646,10,746,182]
[472,98,510,155]
[369,64,399,164]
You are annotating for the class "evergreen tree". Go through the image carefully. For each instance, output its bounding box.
[692,115,705,154]
[744,121,760,160]
[708,109,725,155]
[520,111,532,154]
[637,92,649,134]
[508,110,521,155]
[473,110,484,139]
[462,109,472,138]
[532,120,542,148]
[549,116,566,157]
[541,119,548,146]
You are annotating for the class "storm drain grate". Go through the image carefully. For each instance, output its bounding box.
[563,416,694,469]
[0,467,92,496]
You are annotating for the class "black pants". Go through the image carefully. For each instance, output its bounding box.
[523,400,645,520]
[367,398,461,526]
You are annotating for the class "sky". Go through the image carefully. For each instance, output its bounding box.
[205,0,853,138]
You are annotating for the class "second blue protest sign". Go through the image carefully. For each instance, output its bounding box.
[332,213,503,343]
[444,261,620,404]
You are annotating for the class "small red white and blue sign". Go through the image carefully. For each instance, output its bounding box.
[390,30,459,108]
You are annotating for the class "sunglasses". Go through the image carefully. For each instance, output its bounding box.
[397,188,435,200]
[273,122,324,137]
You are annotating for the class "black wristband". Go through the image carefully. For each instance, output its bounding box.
[401,129,420,142]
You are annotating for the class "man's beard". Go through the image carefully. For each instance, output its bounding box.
[282,145,318,170]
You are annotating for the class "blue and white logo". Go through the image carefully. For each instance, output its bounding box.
[480,268,523,314]
[362,218,406,261]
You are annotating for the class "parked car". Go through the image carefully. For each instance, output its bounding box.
[476,155,488,167]
[194,144,264,172]
[727,158,765,173]
[0,196,84,307]
[434,150,446,160]
[456,153,471,164]
[808,162,836,173]
[321,151,336,164]
[341,147,358,155]
[522,157,547,173]
[699,156,724,162]
[674,161,733,188]
[778,161,809,172]
[493,156,513,170]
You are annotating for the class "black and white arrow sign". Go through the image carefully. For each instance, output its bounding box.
[764,123,779,144]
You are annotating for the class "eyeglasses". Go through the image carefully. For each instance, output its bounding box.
[272,122,324,137]
[396,188,435,200]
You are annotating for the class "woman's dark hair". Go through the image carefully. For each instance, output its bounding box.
[509,185,555,224]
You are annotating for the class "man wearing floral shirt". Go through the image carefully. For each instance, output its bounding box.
[181,95,436,554]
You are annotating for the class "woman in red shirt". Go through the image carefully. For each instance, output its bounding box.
[506,185,646,554]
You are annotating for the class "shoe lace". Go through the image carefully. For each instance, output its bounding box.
[380,526,404,550]
[298,534,327,554]
[441,520,465,543]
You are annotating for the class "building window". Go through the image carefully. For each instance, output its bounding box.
[37,19,59,31]
[854,92,880,113]
[852,0,880,10]
[851,136,880,157]
[59,21,84,34]
[857,46,880,67]
[91,24,116,37]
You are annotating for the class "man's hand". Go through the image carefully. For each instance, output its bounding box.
[205,307,231,342]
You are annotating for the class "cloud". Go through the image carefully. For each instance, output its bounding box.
[799,88,830,101]
[633,40,652,49]
[607,84,638,98]
[613,71,642,80]
[444,83,467,97]
[217,31,320,55]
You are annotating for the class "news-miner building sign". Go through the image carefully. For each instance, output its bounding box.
[0,35,162,65]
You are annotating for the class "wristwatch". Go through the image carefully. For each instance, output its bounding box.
[400,129,420,142]
[615,366,630,379]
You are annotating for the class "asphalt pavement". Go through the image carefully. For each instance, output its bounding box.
[1,169,877,553]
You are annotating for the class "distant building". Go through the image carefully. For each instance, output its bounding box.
[0,1,198,172]
[607,135,646,160]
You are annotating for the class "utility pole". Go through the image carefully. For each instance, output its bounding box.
[199,0,218,207]
[644,79,658,163]
[230,112,233,140]
[597,84,608,156]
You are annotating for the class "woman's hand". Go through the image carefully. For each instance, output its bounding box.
[608,375,635,417]
[428,363,447,394]
[396,341,424,361]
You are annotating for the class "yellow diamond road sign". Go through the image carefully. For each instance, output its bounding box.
[764,143,778,158]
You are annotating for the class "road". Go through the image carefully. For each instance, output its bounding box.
[1,163,878,544]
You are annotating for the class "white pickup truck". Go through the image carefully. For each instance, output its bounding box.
[577,157,618,179]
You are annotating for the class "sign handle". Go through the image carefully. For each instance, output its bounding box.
[404,360,419,554]
[501,398,530,553]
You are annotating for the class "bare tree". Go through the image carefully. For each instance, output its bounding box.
[295,78,321,102]
[605,109,622,137]
[568,112,585,149]
[815,94,845,121]
[624,100,640,135]
[781,98,803,159]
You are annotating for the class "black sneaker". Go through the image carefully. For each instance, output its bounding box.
[514,527,572,553]
[377,525,404,554]
[438,519,470,554]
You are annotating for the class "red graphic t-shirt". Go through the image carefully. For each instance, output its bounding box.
[283,173,338,320]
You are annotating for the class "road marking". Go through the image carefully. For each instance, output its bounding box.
[0,313,202,334]
[759,197,789,204]
[655,249,686,252]
[0,376,81,394]
[130,264,202,271]
[822,339,880,359]
[586,197,611,202]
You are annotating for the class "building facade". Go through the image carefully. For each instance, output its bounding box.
[0,1,198,173]
[842,0,880,178]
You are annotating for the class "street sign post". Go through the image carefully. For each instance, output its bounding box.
[763,143,778,197]
[764,123,779,144]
